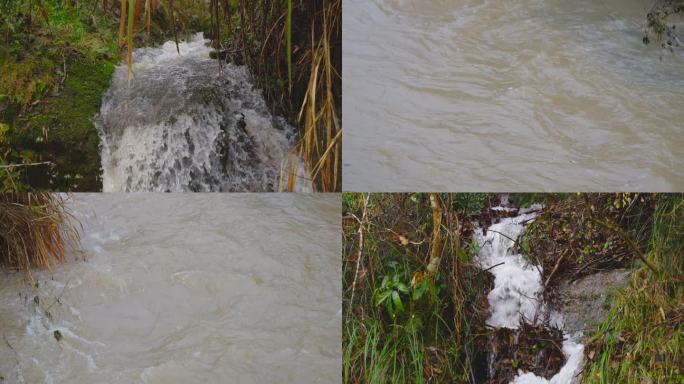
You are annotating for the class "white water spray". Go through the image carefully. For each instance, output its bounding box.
[475,204,584,383]
[96,33,310,192]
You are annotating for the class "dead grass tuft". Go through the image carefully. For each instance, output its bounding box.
[0,193,78,270]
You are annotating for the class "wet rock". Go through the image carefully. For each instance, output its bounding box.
[558,269,630,337]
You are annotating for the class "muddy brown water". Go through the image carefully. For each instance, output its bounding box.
[0,194,340,383]
[343,0,684,191]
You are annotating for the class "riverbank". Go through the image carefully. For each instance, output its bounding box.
[0,2,120,191]
[342,193,683,383]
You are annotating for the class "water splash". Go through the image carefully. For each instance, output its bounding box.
[96,33,310,192]
[475,204,584,383]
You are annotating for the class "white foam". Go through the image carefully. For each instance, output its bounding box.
[475,205,585,383]
[97,33,310,192]
[475,208,542,327]
[512,336,584,384]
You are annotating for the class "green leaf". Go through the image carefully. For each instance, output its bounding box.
[396,282,409,294]
[412,284,427,301]
[377,290,391,305]
[457,248,469,262]
[392,290,403,313]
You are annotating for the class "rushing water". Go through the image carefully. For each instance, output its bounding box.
[475,204,584,383]
[343,0,684,191]
[0,194,340,383]
[97,34,309,192]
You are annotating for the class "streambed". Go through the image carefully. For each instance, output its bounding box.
[0,194,340,383]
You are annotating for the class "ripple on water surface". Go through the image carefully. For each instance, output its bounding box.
[343,0,684,191]
[0,194,341,383]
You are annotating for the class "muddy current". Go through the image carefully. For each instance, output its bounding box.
[343,0,684,191]
[0,194,340,383]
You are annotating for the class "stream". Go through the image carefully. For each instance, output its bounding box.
[343,0,684,191]
[475,204,584,383]
[96,34,309,192]
[0,194,340,383]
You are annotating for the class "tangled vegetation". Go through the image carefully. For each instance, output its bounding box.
[343,193,684,383]
[1,0,340,191]
[515,193,683,383]
[220,0,341,191]
[343,193,497,383]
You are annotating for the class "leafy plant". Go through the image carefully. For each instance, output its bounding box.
[376,271,409,319]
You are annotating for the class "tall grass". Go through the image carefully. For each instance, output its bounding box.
[0,193,78,270]
[224,0,341,191]
[583,195,684,383]
[112,0,341,191]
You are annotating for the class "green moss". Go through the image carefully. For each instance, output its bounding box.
[9,56,115,191]
[0,1,120,191]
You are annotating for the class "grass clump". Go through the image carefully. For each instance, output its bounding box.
[0,193,78,270]
[582,195,684,383]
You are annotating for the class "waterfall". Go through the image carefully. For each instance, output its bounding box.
[475,204,584,383]
[96,33,310,192]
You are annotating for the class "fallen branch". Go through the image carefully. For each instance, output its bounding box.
[480,262,505,274]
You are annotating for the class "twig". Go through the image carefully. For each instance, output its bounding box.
[426,193,444,277]
[3,334,18,356]
[0,161,54,169]
[348,194,369,313]
[480,262,505,274]
[486,229,518,245]
[46,279,71,312]
[544,249,567,288]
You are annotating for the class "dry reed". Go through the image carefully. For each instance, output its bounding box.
[0,193,78,270]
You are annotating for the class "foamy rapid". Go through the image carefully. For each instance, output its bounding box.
[475,204,584,383]
[96,33,311,192]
